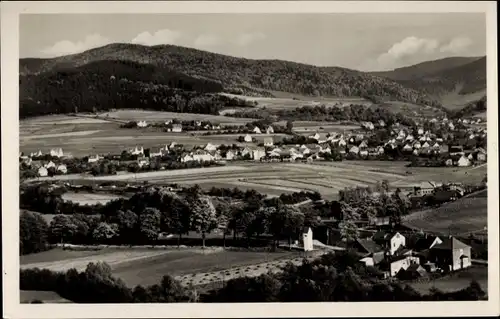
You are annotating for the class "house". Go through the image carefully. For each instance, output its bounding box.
[225,150,236,160]
[413,181,438,197]
[21,157,33,167]
[194,121,202,127]
[362,122,375,130]
[38,167,48,177]
[378,120,386,127]
[149,148,163,158]
[319,145,331,154]
[405,134,415,142]
[359,141,368,149]
[264,137,274,147]
[204,143,218,152]
[377,146,385,154]
[137,120,148,128]
[422,141,430,149]
[445,158,453,166]
[403,144,413,152]
[349,146,360,154]
[354,239,385,266]
[164,119,173,125]
[457,155,471,167]
[253,127,262,134]
[88,154,101,163]
[137,158,150,168]
[359,149,368,157]
[57,164,67,174]
[428,237,472,271]
[310,132,321,140]
[252,148,266,161]
[130,146,144,155]
[417,128,424,135]
[266,126,274,134]
[476,148,487,162]
[338,138,347,147]
[244,134,253,143]
[30,150,43,157]
[373,231,406,256]
[448,122,455,130]
[171,124,183,133]
[49,148,64,158]
[180,154,194,163]
[192,150,215,162]
[301,227,314,251]
[383,255,421,277]
[300,145,311,155]
[396,264,428,280]
[44,161,56,169]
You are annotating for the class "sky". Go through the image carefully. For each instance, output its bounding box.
[19,13,486,71]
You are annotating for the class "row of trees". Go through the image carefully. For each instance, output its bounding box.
[20,251,486,303]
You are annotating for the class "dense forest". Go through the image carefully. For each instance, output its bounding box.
[374,57,486,97]
[20,43,442,118]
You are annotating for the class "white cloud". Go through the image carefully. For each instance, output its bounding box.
[40,34,110,57]
[234,32,266,47]
[440,37,473,54]
[131,29,181,46]
[373,36,474,71]
[193,34,221,48]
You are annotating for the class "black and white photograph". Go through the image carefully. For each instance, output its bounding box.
[2,1,498,318]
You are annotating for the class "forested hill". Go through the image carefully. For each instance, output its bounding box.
[372,56,486,97]
[20,43,441,108]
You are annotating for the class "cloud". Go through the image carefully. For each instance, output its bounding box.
[193,34,221,48]
[440,37,473,54]
[234,32,266,47]
[131,29,181,46]
[40,34,110,57]
[373,36,474,70]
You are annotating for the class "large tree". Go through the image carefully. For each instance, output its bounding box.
[20,210,49,255]
[139,207,161,244]
[189,195,218,248]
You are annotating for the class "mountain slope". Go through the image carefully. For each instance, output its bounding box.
[20,43,441,108]
[372,56,486,99]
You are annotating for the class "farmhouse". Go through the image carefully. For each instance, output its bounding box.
[252,148,266,161]
[38,167,48,177]
[30,150,43,157]
[57,164,68,174]
[413,181,439,197]
[264,137,274,147]
[476,148,487,161]
[244,134,253,143]
[130,146,144,155]
[225,149,237,160]
[428,237,472,271]
[204,143,218,152]
[180,154,194,163]
[381,255,421,277]
[192,150,215,162]
[349,146,360,154]
[359,149,368,157]
[171,124,183,133]
[49,148,64,158]
[457,155,471,167]
[253,127,262,134]
[45,161,56,169]
[137,120,148,128]
[309,132,321,140]
[88,154,101,163]
[373,231,406,256]
[149,148,163,158]
[266,126,274,134]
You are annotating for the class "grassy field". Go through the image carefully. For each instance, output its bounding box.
[20,247,300,288]
[61,192,124,205]
[20,290,72,303]
[409,265,488,294]
[402,189,488,236]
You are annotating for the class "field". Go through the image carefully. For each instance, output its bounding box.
[61,192,124,205]
[20,290,72,303]
[29,161,486,201]
[439,89,487,111]
[402,189,488,236]
[379,101,446,118]
[408,266,488,295]
[20,247,301,288]
[219,92,373,110]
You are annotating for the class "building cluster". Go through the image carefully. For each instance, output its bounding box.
[354,231,473,279]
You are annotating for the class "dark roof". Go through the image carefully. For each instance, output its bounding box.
[372,251,385,265]
[302,227,312,234]
[414,236,439,251]
[356,239,383,254]
[431,237,470,251]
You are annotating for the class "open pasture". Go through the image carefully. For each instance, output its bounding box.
[98,109,254,126]
[402,191,487,236]
[61,192,124,205]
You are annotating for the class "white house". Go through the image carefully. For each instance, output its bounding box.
[338,138,347,147]
[417,128,424,135]
[149,149,163,158]
[204,143,218,152]
[180,154,194,163]
[349,146,360,154]
[44,161,56,169]
[359,149,368,157]
[264,137,274,147]
[171,124,183,133]
[192,150,215,162]
[413,142,421,149]
[130,146,144,155]
[457,155,471,167]
[253,127,262,134]
[252,148,266,161]
[164,119,173,125]
[137,121,148,128]
[30,150,43,158]
[38,167,48,177]
[403,144,413,152]
[388,255,421,277]
[378,120,386,127]
[50,148,64,158]
[301,227,314,252]
[359,141,368,149]
[88,154,101,163]
[57,164,67,174]
[405,134,415,142]
[377,146,385,154]
[422,141,430,149]
[310,132,321,140]
[244,134,253,143]
[448,122,455,130]
[389,232,406,255]
[266,126,274,134]
[225,150,236,160]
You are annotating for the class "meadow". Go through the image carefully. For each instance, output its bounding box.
[402,189,488,236]
[61,192,124,205]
